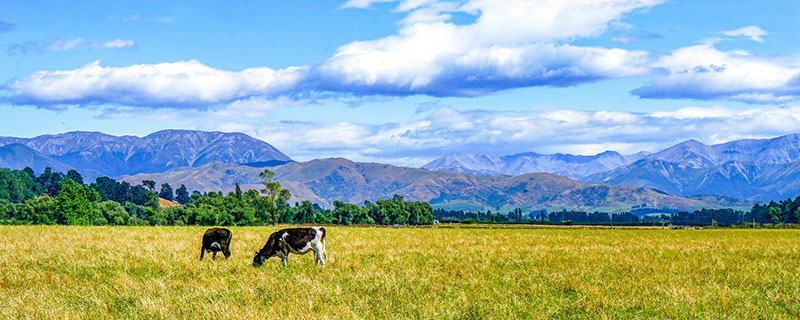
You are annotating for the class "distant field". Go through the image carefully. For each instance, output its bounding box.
[1,226,799,319]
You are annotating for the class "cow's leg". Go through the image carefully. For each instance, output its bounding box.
[281,253,288,266]
[200,248,205,260]
[314,243,326,266]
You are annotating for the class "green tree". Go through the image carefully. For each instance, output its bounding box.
[175,184,191,205]
[98,201,130,225]
[52,178,103,225]
[0,168,43,203]
[257,169,291,225]
[142,180,156,191]
[234,183,243,200]
[37,167,64,197]
[293,200,316,223]
[767,206,783,224]
[66,169,84,185]
[159,183,174,201]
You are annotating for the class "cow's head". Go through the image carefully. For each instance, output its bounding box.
[252,236,287,267]
[252,251,268,267]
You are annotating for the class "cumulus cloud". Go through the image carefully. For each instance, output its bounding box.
[100,39,135,49]
[4,0,662,108]
[3,61,307,108]
[313,0,659,96]
[720,25,767,42]
[632,43,800,103]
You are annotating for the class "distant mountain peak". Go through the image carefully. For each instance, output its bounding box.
[424,149,646,179]
[0,129,291,179]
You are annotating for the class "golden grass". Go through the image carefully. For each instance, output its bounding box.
[0,226,799,319]
[157,198,181,208]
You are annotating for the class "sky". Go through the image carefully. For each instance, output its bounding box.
[1,0,799,166]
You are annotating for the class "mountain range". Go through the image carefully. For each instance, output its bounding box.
[422,151,649,179]
[424,134,800,201]
[120,159,749,213]
[0,130,291,179]
[4,129,800,211]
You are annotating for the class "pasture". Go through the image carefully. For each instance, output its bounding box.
[1,226,799,319]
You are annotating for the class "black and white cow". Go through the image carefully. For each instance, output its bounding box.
[200,227,232,260]
[252,227,326,267]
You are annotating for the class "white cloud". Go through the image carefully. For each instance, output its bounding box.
[4,60,307,108]
[633,43,800,103]
[5,0,663,108]
[720,25,767,42]
[314,0,660,96]
[101,39,135,49]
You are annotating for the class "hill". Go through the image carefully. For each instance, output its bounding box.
[121,159,749,212]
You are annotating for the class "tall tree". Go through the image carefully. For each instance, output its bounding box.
[159,183,174,201]
[258,169,291,225]
[234,183,243,200]
[175,184,191,205]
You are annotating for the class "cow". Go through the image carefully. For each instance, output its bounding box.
[200,227,232,260]
[252,227,326,267]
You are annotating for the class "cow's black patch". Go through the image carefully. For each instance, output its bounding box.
[201,227,232,260]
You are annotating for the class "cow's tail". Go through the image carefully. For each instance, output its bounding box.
[320,227,327,259]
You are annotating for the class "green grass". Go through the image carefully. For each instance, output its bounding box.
[1,226,799,319]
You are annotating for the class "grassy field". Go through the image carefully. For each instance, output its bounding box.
[1,226,799,319]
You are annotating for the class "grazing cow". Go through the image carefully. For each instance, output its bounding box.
[200,227,232,260]
[252,227,326,267]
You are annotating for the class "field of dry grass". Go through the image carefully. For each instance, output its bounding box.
[1,225,799,319]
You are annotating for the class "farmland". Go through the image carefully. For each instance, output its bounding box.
[1,226,799,319]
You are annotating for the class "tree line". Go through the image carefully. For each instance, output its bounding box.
[434,199,800,227]
[3,166,799,227]
[0,167,434,226]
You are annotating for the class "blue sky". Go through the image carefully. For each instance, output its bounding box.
[1,0,799,166]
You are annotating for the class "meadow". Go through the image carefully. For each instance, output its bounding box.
[1,225,799,319]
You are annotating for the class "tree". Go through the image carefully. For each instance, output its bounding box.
[66,169,84,185]
[159,183,174,201]
[294,200,316,224]
[128,185,150,206]
[0,168,43,203]
[257,169,291,225]
[175,185,191,205]
[37,167,64,197]
[22,167,35,178]
[52,178,102,225]
[142,180,156,191]
[767,206,783,224]
[234,183,243,200]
